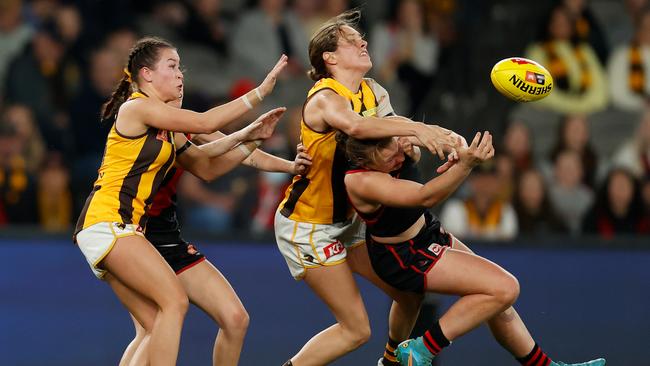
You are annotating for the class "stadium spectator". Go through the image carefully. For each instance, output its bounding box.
[231,0,310,80]
[0,0,33,98]
[547,149,594,234]
[37,152,71,231]
[68,47,121,214]
[182,0,235,57]
[525,5,608,115]
[2,104,45,174]
[370,0,439,114]
[611,108,650,178]
[0,122,38,224]
[608,7,650,111]
[440,161,518,240]
[582,168,648,237]
[549,114,599,188]
[4,21,80,151]
[561,0,609,63]
[502,120,534,176]
[513,169,568,236]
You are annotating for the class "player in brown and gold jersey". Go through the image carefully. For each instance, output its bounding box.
[274,10,465,366]
[74,37,287,366]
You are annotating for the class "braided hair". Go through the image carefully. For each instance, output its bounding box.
[100,37,175,122]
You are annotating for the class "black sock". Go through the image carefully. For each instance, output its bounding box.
[281,360,293,366]
[422,321,450,356]
[381,337,400,365]
[516,344,552,366]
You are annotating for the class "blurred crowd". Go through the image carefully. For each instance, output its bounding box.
[0,0,649,241]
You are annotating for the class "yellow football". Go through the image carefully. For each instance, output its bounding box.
[490,57,553,102]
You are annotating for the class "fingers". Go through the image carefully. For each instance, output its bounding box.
[270,54,288,75]
[436,160,456,174]
[469,132,481,149]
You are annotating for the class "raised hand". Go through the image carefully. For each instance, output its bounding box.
[242,107,287,141]
[258,54,289,98]
[292,143,312,176]
[458,131,495,169]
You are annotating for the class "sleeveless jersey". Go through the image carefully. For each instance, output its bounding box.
[279,78,379,224]
[347,157,426,237]
[75,92,176,234]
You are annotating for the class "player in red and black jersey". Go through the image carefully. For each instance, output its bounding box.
[342,133,605,366]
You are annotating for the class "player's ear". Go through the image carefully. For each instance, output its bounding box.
[323,52,336,66]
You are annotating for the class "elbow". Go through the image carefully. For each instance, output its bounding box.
[345,122,366,139]
[421,193,443,208]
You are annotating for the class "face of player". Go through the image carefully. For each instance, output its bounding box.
[147,47,184,102]
[331,25,372,74]
[168,85,184,109]
[370,139,405,173]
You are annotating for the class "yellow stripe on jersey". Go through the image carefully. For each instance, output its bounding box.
[75,92,176,234]
[279,78,378,224]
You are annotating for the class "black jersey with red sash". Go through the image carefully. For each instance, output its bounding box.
[346,157,451,293]
[347,156,425,237]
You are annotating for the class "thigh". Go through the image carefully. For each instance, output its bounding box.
[178,260,246,325]
[347,243,423,304]
[102,235,186,307]
[106,272,158,331]
[425,248,515,296]
[303,263,369,328]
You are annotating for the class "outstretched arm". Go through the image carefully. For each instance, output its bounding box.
[311,90,457,159]
[123,55,288,134]
[347,132,494,209]
[175,108,284,181]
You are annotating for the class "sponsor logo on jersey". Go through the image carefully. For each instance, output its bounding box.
[428,243,443,256]
[156,129,170,142]
[362,107,377,117]
[323,241,344,259]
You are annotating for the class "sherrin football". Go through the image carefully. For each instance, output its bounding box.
[490,57,553,102]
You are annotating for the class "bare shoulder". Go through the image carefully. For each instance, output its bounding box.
[115,98,150,136]
[345,170,385,192]
[304,89,346,131]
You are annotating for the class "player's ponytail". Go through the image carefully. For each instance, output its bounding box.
[308,9,362,81]
[100,36,175,122]
[101,74,132,123]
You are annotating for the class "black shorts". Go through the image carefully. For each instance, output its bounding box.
[367,213,452,293]
[152,241,206,274]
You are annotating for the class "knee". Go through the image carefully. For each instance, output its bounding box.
[160,291,189,317]
[221,306,250,335]
[493,274,520,308]
[342,322,371,350]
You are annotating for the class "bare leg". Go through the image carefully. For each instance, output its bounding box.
[106,272,157,366]
[102,235,189,366]
[347,243,422,341]
[179,260,249,366]
[289,263,371,366]
[451,239,534,357]
[119,314,147,366]
[425,248,520,340]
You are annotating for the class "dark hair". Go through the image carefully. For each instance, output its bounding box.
[100,37,175,122]
[336,132,393,168]
[307,9,362,81]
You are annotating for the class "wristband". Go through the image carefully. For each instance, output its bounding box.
[241,94,253,110]
[176,140,192,156]
[238,143,254,156]
[254,87,263,101]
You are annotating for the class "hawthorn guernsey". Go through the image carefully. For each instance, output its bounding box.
[490,57,553,102]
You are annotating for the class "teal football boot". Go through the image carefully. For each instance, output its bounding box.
[550,359,606,366]
[395,337,434,366]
